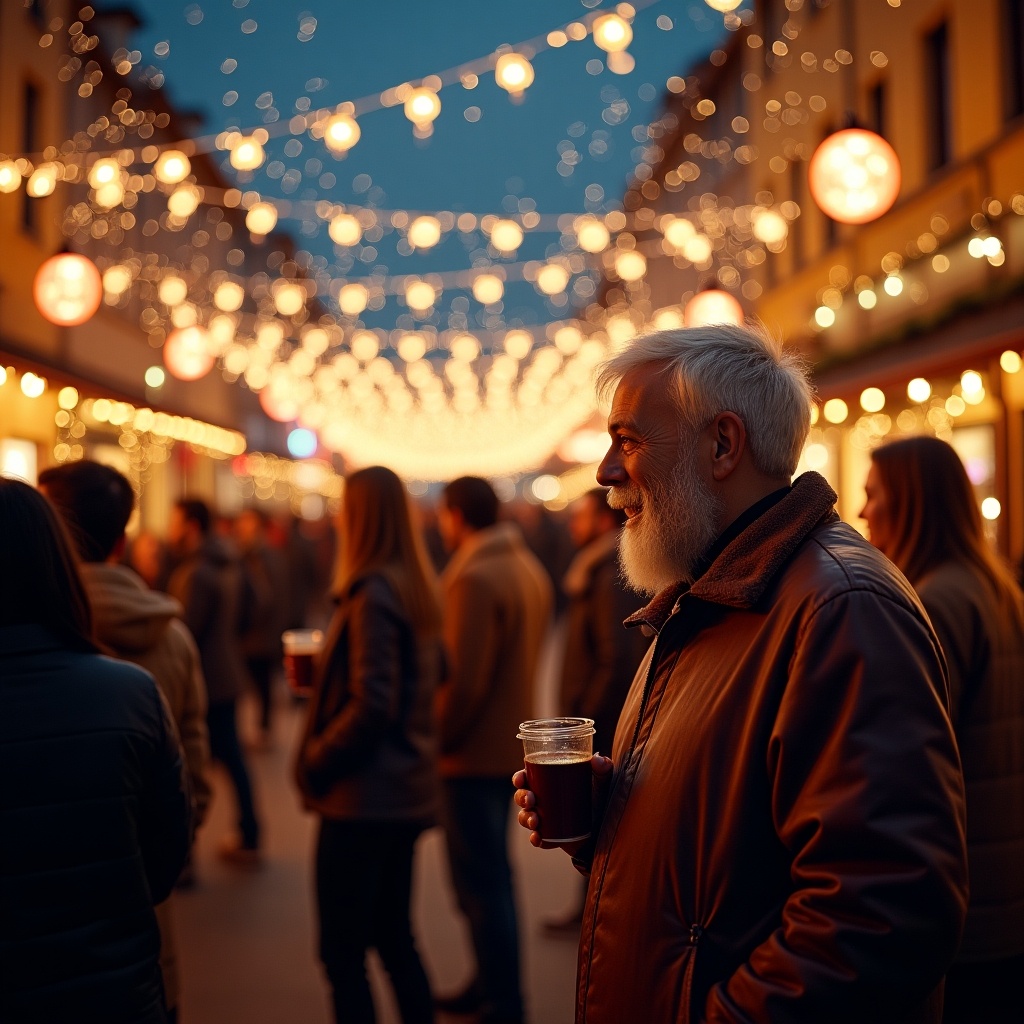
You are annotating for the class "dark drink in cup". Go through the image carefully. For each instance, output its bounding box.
[524,752,593,843]
[282,629,323,697]
[518,717,595,844]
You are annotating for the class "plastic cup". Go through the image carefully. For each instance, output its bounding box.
[517,717,595,843]
[282,629,323,697]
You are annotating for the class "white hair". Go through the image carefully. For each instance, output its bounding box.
[596,323,814,479]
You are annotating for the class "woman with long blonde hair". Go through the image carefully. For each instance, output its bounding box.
[861,436,1024,1023]
[295,466,442,1024]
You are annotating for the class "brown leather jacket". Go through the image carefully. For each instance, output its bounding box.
[575,473,968,1024]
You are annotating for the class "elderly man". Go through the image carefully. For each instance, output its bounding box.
[514,325,967,1023]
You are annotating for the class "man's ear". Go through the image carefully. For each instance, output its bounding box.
[709,412,746,481]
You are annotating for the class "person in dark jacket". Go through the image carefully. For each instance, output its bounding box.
[514,325,968,1024]
[0,477,191,1024]
[295,466,442,1024]
[862,436,1024,1024]
[168,497,262,864]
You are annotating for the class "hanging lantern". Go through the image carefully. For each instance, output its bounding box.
[683,288,744,328]
[495,53,535,95]
[33,253,103,326]
[163,325,214,381]
[154,149,191,184]
[323,112,360,154]
[808,128,901,225]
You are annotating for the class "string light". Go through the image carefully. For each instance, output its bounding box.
[322,112,360,153]
[495,53,535,94]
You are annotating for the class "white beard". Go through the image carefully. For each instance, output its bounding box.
[609,440,722,596]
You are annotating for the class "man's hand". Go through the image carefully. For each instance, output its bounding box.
[512,754,614,853]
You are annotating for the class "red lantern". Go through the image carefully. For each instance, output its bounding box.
[163,326,214,381]
[808,128,901,225]
[683,289,744,328]
[33,253,103,326]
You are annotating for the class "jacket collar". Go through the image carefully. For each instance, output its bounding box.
[442,521,523,585]
[625,471,839,634]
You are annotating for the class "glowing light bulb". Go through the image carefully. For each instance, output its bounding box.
[407,216,442,249]
[245,202,278,235]
[338,282,369,315]
[230,135,265,171]
[614,250,647,282]
[214,281,245,312]
[683,289,744,327]
[323,112,360,153]
[404,87,441,127]
[329,212,362,246]
[154,150,190,184]
[536,263,570,295]
[472,274,504,304]
[808,128,901,225]
[33,253,103,326]
[489,219,524,253]
[495,53,535,94]
[751,208,788,245]
[592,13,632,52]
[576,216,611,253]
[907,378,931,403]
[822,398,849,424]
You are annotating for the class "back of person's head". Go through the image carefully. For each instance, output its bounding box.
[38,460,135,563]
[338,465,441,633]
[595,323,813,479]
[584,487,627,528]
[0,477,95,651]
[871,435,1024,623]
[443,476,499,531]
[176,498,212,536]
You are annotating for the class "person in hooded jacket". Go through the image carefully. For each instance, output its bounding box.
[39,460,211,1023]
[168,497,262,864]
[0,476,191,1024]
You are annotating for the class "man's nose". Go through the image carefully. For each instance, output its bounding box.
[597,447,624,486]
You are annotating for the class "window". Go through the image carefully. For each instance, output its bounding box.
[923,22,952,171]
[1004,0,1024,120]
[21,82,39,234]
[868,80,887,139]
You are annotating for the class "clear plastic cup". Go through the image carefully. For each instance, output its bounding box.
[517,717,595,843]
[282,629,323,697]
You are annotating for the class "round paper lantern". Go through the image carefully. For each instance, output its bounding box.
[808,128,901,225]
[683,289,744,328]
[33,253,103,326]
[163,326,214,381]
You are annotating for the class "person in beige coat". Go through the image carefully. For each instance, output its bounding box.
[434,477,552,1024]
[40,460,211,1024]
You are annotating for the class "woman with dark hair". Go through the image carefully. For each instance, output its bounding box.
[295,466,442,1024]
[861,437,1024,1024]
[0,477,191,1024]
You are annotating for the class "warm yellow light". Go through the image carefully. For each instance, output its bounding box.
[158,276,188,306]
[57,386,79,410]
[0,160,21,193]
[683,234,714,264]
[33,253,103,326]
[576,216,611,253]
[351,331,379,362]
[532,475,562,502]
[398,333,427,362]
[338,282,369,315]
[472,274,504,304]
[88,157,121,189]
[554,325,583,354]
[751,208,788,245]
[404,87,441,126]
[21,372,46,399]
[245,202,278,235]
[1000,350,1022,374]
[857,289,877,309]
[154,149,191,184]
[495,53,535,94]
[103,265,133,296]
[167,185,201,217]
[705,0,742,8]
[814,305,836,328]
[860,387,885,413]
[945,394,966,417]
[883,275,903,296]
[145,365,165,388]
[450,334,480,361]
[94,182,125,209]
[405,280,436,310]
[822,398,849,424]
[407,216,442,249]
[960,370,983,395]
[981,497,1001,521]
[214,280,245,312]
[164,326,214,381]
[653,308,684,330]
[27,164,58,197]
[274,282,306,317]
[329,212,362,246]
[804,443,829,470]
[323,112,360,153]
[614,250,647,282]
[489,219,524,253]
[683,289,744,328]
[808,128,901,225]
[662,216,696,249]
[907,378,931,403]
[536,263,571,295]
[230,135,266,170]
[504,329,533,359]
[592,13,632,52]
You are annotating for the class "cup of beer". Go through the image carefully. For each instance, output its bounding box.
[517,717,596,843]
[282,629,323,697]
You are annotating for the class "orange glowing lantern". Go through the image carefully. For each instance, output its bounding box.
[808,128,901,225]
[163,326,214,381]
[33,253,103,326]
[683,288,744,328]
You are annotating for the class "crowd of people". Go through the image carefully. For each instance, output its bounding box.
[1,323,1022,1024]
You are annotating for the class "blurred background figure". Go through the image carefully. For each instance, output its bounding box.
[128,529,172,592]
[295,466,442,1024]
[168,498,263,867]
[861,436,1024,1024]
[434,477,553,1024]
[0,477,191,1024]
[543,488,650,936]
[512,501,573,618]
[235,507,290,748]
[39,460,212,1023]
[284,513,336,634]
